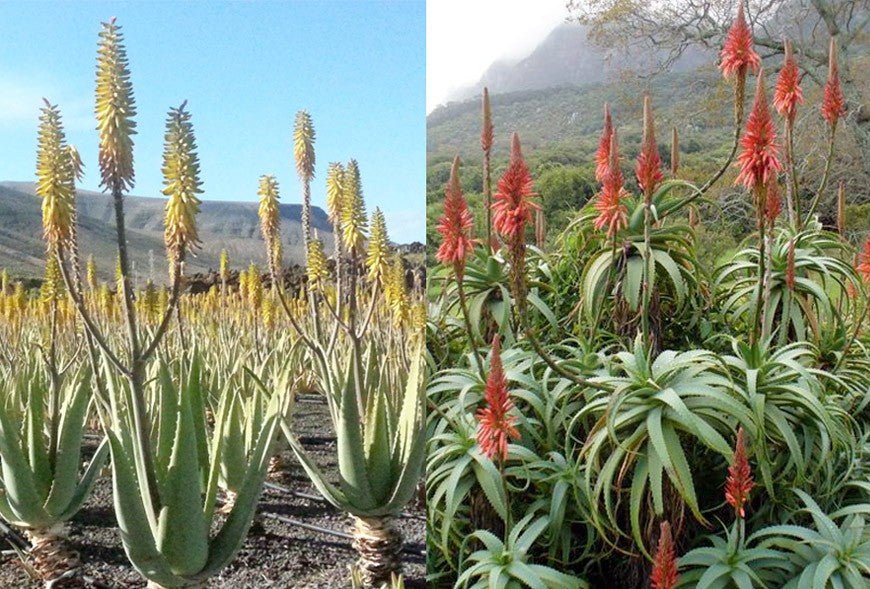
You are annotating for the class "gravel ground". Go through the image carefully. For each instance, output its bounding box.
[0,393,425,588]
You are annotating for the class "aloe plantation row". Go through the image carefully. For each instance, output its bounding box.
[0,18,425,589]
[428,5,869,589]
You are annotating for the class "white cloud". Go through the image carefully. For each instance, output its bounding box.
[427,0,566,112]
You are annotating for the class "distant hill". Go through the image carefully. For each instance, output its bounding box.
[445,23,713,105]
[0,182,334,282]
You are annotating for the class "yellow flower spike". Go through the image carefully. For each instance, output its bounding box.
[325,162,345,226]
[366,208,390,283]
[36,101,76,251]
[307,237,329,290]
[247,263,263,311]
[85,255,97,292]
[162,102,203,275]
[293,110,316,249]
[40,255,65,304]
[341,159,368,254]
[219,249,230,285]
[257,174,281,278]
[95,17,137,193]
[385,255,409,326]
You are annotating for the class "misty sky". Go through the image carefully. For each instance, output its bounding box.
[427,0,567,112]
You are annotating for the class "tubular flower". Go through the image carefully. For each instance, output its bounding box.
[257,174,281,277]
[436,156,475,276]
[476,335,520,462]
[735,70,782,191]
[725,427,755,518]
[95,17,137,193]
[857,237,870,283]
[595,103,614,182]
[765,181,782,227]
[821,38,846,127]
[306,237,330,290]
[366,208,390,282]
[341,159,368,254]
[325,162,345,225]
[594,132,629,238]
[636,95,664,197]
[162,102,203,271]
[719,3,760,79]
[650,521,679,589]
[481,87,493,153]
[247,263,263,311]
[35,100,76,250]
[492,133,538,243]
[773,40,803,123]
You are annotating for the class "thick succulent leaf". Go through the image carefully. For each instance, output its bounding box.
[55,437,109,522]
[0,407,49,526]
[156,370,210,577]
[44,374,91,518]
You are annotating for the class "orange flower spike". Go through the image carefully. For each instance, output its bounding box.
[725,427,755,518]
[593,131,629,238]
[436,155,475,277]
[636,95,664,197]
[821,38,846,127]
[595,103,614,182]
[735,70,782,191]
[857,236,870,283]
[650,521,679,589]
[720,3,760,78]
[492,133,538,243]
[773,40,803,123]
[476,335,520,462]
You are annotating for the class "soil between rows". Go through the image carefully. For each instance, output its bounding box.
[0,394,425,588]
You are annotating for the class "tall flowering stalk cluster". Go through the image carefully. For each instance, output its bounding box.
[821,39,846,129]
[735,71,782,196]
[650,522,679,589]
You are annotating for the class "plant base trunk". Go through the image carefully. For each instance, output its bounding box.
[24,524,79,583]
[351,516,402,588]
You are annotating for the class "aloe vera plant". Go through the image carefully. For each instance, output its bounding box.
[283,341,426,587]
[102,355,284,589]
[0,364,107,581]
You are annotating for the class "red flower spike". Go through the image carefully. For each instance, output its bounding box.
[594,131,629,238]
[720,3,761,79]
[857,237,870,283]
[822,38,846,127]
[636,95,664,197]
[476,335,520,462]
[595,103,614,182]
[725,427,755,518]
[492,133,538,243]
[481,87,494,153]
[773,40,803,123]
[735,70,782,191]
[765,181,782,227]
[436,155,475,276]
[650,521,679,589]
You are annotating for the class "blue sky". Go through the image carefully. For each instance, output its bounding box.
[0,0,425,243]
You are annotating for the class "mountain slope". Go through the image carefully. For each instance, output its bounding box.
[447,23,712,104]
[0,182,334,281]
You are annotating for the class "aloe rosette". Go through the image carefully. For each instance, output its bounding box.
[102,355,284,589]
